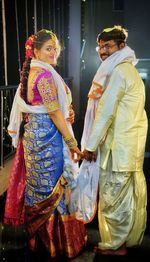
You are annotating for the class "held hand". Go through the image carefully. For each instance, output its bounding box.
[82,149,97,162]
[66,106,75,125]
[70,146,84,162]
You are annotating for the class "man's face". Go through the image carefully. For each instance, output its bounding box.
[97,39,120,61]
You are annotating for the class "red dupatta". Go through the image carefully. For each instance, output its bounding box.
[4,139,26,225]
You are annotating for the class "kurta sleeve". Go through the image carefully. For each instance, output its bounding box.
[86,67,125,151]
[37,72,59,113]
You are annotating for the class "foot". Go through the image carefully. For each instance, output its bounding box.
[94,244,127,256]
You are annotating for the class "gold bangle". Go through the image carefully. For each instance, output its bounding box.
[64,135,78,149]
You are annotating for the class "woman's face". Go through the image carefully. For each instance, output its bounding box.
[34,38,60,65]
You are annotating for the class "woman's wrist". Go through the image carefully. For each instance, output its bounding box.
[63,135,78,149]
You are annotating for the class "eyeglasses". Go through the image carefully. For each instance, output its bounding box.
[96,43,117,52]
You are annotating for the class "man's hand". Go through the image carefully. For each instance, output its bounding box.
[82,149,97,162]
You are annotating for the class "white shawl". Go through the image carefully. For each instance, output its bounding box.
[81,45,138,149]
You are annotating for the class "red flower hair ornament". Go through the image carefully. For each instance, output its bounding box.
[25,35,35,59]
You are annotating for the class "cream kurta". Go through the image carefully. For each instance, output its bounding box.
[86,61,148,171]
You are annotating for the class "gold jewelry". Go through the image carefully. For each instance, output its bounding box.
[64,135,78,149]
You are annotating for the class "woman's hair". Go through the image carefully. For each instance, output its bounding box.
[19,29,60,138]
[97,25,128,46]
[33,29,61,54]
[20,29,60,103]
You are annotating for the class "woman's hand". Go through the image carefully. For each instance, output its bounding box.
[70,146,84,162]
[66,105,75,124]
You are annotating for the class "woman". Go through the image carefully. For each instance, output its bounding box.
[4,29,87,258]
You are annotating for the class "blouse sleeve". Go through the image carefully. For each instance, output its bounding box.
[37,71,59,113]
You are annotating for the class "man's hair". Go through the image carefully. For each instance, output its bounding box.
[97,25,128,45]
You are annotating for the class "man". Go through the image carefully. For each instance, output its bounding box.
[82,25,148,255]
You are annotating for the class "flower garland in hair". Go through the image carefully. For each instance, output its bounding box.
[20,35,35,96]
[25,35,35,58]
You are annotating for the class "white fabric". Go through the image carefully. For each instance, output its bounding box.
[88,45,138,99]
[69,148,100,222]
[81,45,138,149]
[8,59,78,189]
[8,84,47,147]
[70,46,138,222]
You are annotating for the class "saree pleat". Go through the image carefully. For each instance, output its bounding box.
[32,214,87,258]
[46,214,87,258]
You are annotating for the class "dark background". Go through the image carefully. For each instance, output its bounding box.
[0,0,150,232]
